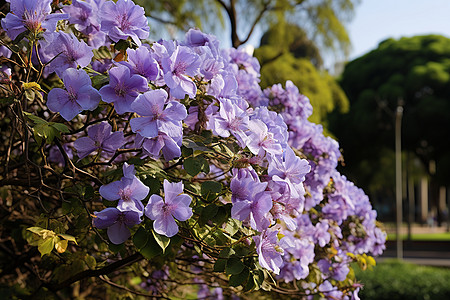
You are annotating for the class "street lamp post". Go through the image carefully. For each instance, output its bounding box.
[395,104,403,259]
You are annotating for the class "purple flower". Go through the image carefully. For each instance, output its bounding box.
[253,229,286,274]
[99,64,148,114]
[230,170,272,231]
[210,98,249,147]
[0,46,12,58]
[118,46,160,81]
[246,119,283,157]
[161,45,200,99]
[99,163,149,215]
[40,32,94,76]
[313,220,331,247]
[100,0,149,46]
[145,179,193,237]
[268,146,310,198]
[130,89,187,139]
[47,68,101,121]
[135,132,182,162]
[74,121,125,159]
[64,0,106,47]
[1,0,68,40]
[93,207,141,244]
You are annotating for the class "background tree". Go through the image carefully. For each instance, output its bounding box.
[330,35,450,221]
[254,23,349,127]
[135,0,359,57]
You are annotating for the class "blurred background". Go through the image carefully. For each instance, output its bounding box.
[137,0,450,297]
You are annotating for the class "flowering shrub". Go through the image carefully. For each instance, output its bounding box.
[0,0,386,298]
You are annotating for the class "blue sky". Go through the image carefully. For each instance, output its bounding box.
[348,0,450,60]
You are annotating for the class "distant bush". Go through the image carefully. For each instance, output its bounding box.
[356,259,450,300]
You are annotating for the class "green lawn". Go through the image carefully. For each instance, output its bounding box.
[387,232,450,241]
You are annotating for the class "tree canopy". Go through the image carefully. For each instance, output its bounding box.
[330,35,450,188]
[254,23,349,127]
[135,0,359,56]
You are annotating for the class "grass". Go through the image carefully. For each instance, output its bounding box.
[387,232,450,241]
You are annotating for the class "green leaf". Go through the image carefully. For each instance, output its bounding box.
[199,203,218,225]
[109,243,124,253]
[27,227,45,235]
[133,227,149,250]
[58,233,78,245]
[219,247,235,258]
[201,181,222,202]
[181,146,193,157]
[226,257,245,275]
[183,157,202,176]
[213,258,227,272]
[224,218,241,236]
[140,237,163,259]
[85,255,97,269]
[50,122,70,133]
[23,112,47,125]
[152,230,171,253]
[38,237,55,257]
[134,227,163,259]
[213,205,229,225]
[229,267,249,287]
[143,176,161,195]
[91,74,109,89]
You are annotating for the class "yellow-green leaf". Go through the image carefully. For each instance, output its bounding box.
[152,230,170,253]
[27,227,45,235]
[58,233,78,245]
[38,237,55,257]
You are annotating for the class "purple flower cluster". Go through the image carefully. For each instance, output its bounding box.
[94,164,192,243]
[1,1,386,296]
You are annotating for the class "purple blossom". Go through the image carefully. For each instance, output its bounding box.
[268,146,310,198]
[278,236,315,281]
[145,179,193,237]
[73,121,125,159]
[210,98,249,147]
[253,229,288,274]
[47,68,101,121]
[99,163,149,215]
[118,46,160,81]
[246,119,283,157]
[313,221,331,247]
[135,132,182,162]
[64,0,106,47]
[93,207,141,244]
[130,89,187,139]
[1,0,68,40]
[230,169,272,231]
[0,46,12,58]
[100,0,149,46]
[64,0,100,33]
[161,45,200,99]
[99,64,148,114]
[40,32,94,77]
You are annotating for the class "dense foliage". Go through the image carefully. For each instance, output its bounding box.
[331,35,450,190]
[0,0,384,299]
[355,260,450,300]
[255,23,349,127]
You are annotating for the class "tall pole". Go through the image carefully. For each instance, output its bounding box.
[395,104,403,259]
